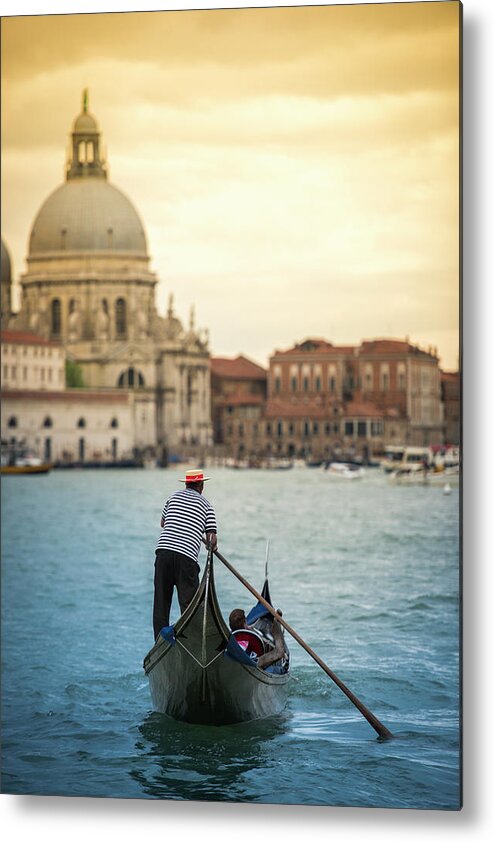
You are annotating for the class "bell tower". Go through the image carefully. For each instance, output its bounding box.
[66,89,107,181]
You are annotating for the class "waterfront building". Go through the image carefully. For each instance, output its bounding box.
[262,337,443,461]
[441,371,460,445]
[1,329,65,392]
[210,355,267,458]
[5,92,212,460]
[1,387,148,464]
[354,339,444,445]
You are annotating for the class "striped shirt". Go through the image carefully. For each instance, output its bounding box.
[156,488,217,562]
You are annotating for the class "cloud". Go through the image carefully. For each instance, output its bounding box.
[1,2,460,371]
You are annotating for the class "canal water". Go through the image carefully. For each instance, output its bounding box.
[1,465,460,809]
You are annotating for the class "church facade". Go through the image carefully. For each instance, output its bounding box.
[5,93,212,460]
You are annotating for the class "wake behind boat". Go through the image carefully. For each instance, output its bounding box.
[143,551,290,725]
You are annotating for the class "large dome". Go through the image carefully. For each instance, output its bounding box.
[29,179,148,256]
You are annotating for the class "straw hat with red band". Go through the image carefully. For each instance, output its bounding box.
[179,469,210,483]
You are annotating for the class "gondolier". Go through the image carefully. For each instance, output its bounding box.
[153,469,218,640]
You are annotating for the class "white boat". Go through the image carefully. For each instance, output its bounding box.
[325,462,365,479]
[389,464,459,486]
[380,445,406,472]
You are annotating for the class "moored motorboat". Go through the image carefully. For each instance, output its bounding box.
[389,464,459,486]
[1,451,52,475]
[143,552,290,725]
[325,462,365,479]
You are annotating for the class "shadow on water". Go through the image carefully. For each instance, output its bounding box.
[130,710,291,802]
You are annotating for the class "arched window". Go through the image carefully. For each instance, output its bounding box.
[77,417,86,428]
[51,299,62,336]
[110,417,119,429]
[115,298,127,337]
[43,416,53,428]
[117,367,145,388]
[7,416,17,428]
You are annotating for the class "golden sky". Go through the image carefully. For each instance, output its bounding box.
[1,1,461,369]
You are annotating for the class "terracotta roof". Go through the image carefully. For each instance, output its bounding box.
[1,389,130,403]
[1,330,62,348]
[359,338,438,359]
[272,338,353,357]
[210,355,266,380]
[441,371,460,382]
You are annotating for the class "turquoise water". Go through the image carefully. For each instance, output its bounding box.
[1,466,460,809]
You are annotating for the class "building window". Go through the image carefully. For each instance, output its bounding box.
[11,366,17,380]
[117,367,145,388]
[291,377,297,393]
[77,417,86,428]
[277,421,283,436]
[110,417,119,428]
[238,423,244,437]
[288,422,294,436]
[266,423,272,436]
[344,421,354,436]
[303,376,309,392]
[398,372,406,391]
[313,421,319,434]
[333,422,340,434]
[303,421,310,437]
[115,298,127,337]
[357,421,367,437]
[371,420,383,436]
[274,376,281,394]
[325,422,331,436]
[7,416,17,428]
[329,376,336,393]
[43,416,53,428]
[51,299,62,336]
[315,376,321,392]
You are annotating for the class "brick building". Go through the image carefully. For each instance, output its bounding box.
[210,338,445,462]
[210,355,267,458]
[441,371,460,445]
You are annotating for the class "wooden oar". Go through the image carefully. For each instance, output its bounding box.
[211,543,393,740]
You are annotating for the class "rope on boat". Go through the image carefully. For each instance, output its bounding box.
[175,638,224,670]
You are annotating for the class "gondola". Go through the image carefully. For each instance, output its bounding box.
[143,551,290,725]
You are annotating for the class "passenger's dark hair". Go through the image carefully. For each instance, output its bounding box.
[229,609,246,631]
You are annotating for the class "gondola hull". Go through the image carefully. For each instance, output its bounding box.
[143,557,290,725]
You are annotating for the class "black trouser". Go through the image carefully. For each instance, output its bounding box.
[153,549,200,640]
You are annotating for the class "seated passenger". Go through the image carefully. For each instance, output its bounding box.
[228,608,285,670]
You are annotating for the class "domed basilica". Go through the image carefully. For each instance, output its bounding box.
[7,92,212,457]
